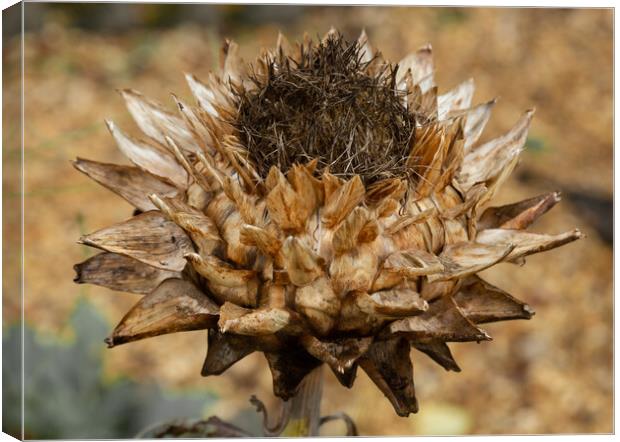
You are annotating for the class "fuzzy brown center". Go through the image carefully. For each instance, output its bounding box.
[233,35,416,185]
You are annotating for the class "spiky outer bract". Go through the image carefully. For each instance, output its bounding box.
[73,30,582,417]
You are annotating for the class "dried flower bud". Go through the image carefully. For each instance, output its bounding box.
[74,30,582,416]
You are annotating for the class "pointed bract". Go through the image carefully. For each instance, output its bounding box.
[281,237,324,287]
[413,342,461,372]
[476,228,583,261]
[149,194,222,255]
[301,335,372,374]
[462,98,497,152]
[459,109,534,190]
[397,44,434,93]
[185,73,218,116]
[322,175,365,228]
[454,275,534,324]
[78,211,194,271]
[389,296,490,343]
[369,289,429,316]
[359,337,419,416]
[265,350,322,400]
[74,252,180,294]
[106,279,218,347]
[185,253,259,307]
[202,330,255,375]
[331,363,358,388]
[478,192,561,231]
[106,120,188,189]
[437,78,474,120]
[119,88,197,153]
[429,242,515,282]
[219,302,296,336]
[73,158,179,212]
[357,29,374,64]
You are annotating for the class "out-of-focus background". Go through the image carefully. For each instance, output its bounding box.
[2,4,613,438]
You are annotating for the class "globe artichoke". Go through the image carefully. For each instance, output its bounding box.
[74,30,582,417]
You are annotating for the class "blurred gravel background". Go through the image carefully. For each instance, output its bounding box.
[2,4,612,437]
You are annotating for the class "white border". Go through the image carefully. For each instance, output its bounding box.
[0,1,615,441]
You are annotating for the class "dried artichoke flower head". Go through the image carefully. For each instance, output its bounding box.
[74,30,582,417]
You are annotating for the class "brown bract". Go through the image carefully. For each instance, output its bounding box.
[73,30,582,417]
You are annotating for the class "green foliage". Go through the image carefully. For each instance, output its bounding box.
[3,298,216,439]
[525,136,549,154]
[436,9,469,27]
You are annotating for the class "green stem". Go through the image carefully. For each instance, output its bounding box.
[280,366,324,437]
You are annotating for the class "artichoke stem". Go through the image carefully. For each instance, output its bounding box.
[280,366,324,437]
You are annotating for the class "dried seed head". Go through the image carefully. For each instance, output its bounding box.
[233,34,416,185]
[73,29,582,419]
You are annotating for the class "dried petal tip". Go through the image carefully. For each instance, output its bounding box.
[107,279,218,346]
[73,158,179,212]
[201,331,255,376]
[479,191,562,230]
[73,252,180,294]
[79,211,194,272]
[454,276,534,324]
[414,342,461,372]
[359,338,419,417]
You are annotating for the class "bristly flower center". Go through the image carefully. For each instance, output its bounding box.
[232,34,416,185]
